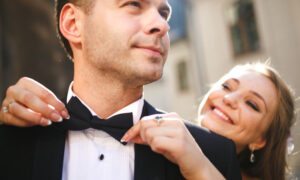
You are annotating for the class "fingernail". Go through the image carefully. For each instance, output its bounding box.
[61,110,70,119]
[51,112,63,122]
[48,104,55,110]
[47,120,52,126]
[57,116,63,122]
[121,134,128,142]
[41,117,52,126]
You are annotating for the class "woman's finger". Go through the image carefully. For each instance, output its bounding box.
[8,101,52,126]
[17,77,69,118]
[0,100,52,126]
[121,121,142,143]
[122,113,184,143]
[121,115,165,143]
[0,111,38,127]
[148,135,178,157]
[6,84,63,123]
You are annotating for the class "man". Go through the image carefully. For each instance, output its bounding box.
[0,0,241,179]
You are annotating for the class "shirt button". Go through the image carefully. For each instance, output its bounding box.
[99,154,104,161]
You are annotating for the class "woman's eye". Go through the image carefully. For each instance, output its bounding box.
[222,83,230,91]
[246,101,260,112]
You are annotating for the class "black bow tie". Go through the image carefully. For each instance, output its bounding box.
[63,96,133,145]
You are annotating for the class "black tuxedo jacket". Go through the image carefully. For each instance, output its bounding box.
[0,100,241,180]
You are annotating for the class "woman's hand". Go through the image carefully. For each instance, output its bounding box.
[0,77,69,127]
[121,113,225,180]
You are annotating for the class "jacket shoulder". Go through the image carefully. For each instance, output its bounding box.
[185,121,241,180]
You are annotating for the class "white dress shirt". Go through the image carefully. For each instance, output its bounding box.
[62,82,144,180]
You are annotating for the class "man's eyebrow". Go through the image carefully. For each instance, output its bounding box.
[142,0,171,12]
[141,0,172,20]
[161,3,171,12]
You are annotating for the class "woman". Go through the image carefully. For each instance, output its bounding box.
[122,63,295,180]
[0,63,295,179]
[199,63,295,180]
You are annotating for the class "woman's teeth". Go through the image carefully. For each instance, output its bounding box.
[213,108,229,121]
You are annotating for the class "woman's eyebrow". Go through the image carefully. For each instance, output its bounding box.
[250,91,268,112]
[228,78,240,85]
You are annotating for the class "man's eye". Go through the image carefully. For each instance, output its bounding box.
[222,83,230,91]
[160,11,170,20]
[246,101,260,112]
[126,1,141,8]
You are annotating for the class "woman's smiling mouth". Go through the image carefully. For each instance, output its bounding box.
[211,106,234,124]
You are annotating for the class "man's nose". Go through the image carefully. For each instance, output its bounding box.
[223,93,238,109]
[143,10,170,37]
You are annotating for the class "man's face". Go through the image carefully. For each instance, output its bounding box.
[80,0,171,86]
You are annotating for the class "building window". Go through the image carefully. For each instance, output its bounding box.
[177,61,189,92]
[226,0,261,57]
[168,0,187,43]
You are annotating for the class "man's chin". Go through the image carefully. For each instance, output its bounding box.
[121,72,162,87]
[141,76,162,85]
[149,70,163,81]
[136,71,163,86]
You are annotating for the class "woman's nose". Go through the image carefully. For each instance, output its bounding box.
[223,93,238,109]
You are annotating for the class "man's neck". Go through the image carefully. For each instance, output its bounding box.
[72,63,143,119]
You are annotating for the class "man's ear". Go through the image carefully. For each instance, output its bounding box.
[59,3,82,44]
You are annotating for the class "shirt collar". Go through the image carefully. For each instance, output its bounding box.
[66,81,144,125]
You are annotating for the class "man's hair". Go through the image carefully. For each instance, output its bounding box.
[55,0,95,59]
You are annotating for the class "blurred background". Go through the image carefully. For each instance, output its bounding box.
[0,0,299,178]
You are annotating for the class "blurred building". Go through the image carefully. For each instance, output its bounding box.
[0,0,73,99]
[145,0,300,177]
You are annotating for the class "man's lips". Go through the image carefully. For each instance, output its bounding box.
[211,106,234,124]
[133,45,164,56]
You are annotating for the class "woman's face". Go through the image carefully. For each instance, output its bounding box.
[199,71,277,153]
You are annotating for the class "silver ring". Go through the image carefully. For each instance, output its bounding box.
[2,106,8,113]
[1,105,9,125]
[2,101,13,113]
[154,115,163,124]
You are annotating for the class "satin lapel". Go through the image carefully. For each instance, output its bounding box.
[33,125,67,180]
[134,101,166,180]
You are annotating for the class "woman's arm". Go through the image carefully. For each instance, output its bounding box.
[0,77,69,127]
[121,113,225,180]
